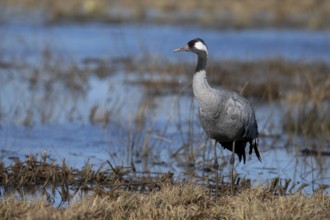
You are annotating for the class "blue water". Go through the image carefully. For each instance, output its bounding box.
[1,23,330,63]
[0,22,329,193]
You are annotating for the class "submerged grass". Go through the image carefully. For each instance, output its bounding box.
[1,46,329,146]
[126,58,330,100]
[126,58,330,140]
[0,155,329,219]
[284,71,330,140]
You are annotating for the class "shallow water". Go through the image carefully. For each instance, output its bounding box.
[1,22,330,62]
[0,22,330,193]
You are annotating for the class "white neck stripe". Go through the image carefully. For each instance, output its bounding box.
[194,41,208,54]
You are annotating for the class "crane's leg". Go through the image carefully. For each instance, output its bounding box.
[212,139,219,196]
[230,141,236,194]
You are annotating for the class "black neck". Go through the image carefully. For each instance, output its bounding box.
[196,51,207,72]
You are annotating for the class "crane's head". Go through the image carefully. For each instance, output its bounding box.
[173,38,208,55]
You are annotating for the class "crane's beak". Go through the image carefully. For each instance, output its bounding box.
[173,44,189,52]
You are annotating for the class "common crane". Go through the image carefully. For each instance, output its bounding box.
[173,38,262,192]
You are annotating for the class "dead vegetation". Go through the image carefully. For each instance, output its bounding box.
[2,0,330,29]
[283,71,330,139]
[1,186,330,220]
[0,153,172,205]
[0,155,329,219]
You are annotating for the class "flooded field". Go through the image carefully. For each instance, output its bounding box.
[0,20,330,198]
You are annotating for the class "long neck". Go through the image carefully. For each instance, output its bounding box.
[193,52,215,103]
[196,51,207,72]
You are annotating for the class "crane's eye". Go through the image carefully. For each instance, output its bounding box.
[188,39,197,48]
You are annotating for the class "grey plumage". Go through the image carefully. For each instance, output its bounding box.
[174,38,261,163]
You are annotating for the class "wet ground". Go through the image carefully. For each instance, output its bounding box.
[0,21,329,193]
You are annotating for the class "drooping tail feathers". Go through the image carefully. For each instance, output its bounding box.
[250,138,262,163]
[219,141,247,163]
[219,139,262,164]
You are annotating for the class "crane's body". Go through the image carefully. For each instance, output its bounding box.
[174,38,261,166]
[193,69,260,163]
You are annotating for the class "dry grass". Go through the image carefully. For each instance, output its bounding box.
[1,0,330,29]
[284,71,330,139]
[1,155,329,220]
[0,183,329,219]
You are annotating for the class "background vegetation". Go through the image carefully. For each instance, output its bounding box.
[1,0,330,29]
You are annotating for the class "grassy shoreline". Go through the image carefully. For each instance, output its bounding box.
[1,184,329,219]
[0,155,329,219]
